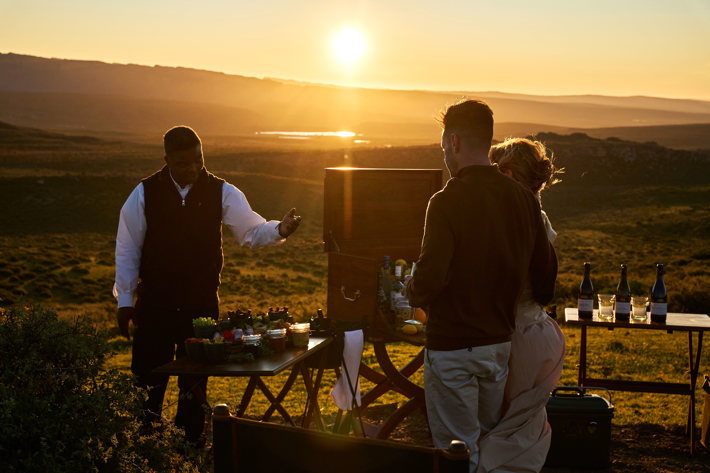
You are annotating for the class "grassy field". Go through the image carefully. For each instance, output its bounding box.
[2,128,710,442]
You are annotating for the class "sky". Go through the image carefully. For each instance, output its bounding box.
[2,0,710,100]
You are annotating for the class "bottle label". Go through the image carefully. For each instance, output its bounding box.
[615,301,630,315]
[650,302,667,316]
[577,298,593,312]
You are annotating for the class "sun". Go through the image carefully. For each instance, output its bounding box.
[332,28,365,65]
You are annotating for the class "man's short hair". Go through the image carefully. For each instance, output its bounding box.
[439,99,494,151]
[163,126,202,154]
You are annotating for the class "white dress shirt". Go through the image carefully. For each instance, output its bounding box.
[113,174,284,308]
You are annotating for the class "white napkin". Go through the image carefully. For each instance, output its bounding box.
[330,329,364,411]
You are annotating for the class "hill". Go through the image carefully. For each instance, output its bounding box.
[0,120,104,148]
[3,53,710,149]
[568,123,710,151]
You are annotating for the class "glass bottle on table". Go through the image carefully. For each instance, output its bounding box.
[316,308,327,331]
[614,264,631,321]
[378,255,392,307]
[390,263,405,311]
[577,262,594,319]
[650,263,667,323]
[309,308,326,332]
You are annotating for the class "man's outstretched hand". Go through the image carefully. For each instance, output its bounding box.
[278,208,302,238]
[117,306,135,340]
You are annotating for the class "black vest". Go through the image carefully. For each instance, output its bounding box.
[138,165,224,311]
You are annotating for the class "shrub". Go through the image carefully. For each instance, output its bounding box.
[0,306,208,473]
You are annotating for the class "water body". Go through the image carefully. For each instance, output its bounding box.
[255,131,370,144]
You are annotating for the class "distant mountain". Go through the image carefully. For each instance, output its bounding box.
[2,53,710,148]
[494,122,710,151]
[567,123,710,151]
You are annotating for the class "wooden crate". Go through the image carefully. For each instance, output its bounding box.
[323,167,442,338]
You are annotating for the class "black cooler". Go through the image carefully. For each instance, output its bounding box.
[545,386,615,468]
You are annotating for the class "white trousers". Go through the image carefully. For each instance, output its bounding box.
[424,342,512,473]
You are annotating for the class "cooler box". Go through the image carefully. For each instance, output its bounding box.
[545,386,614,468]
[323,167,442,341]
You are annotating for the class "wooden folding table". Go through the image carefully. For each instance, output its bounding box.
[565,308,710,454]
[153,336,333,429]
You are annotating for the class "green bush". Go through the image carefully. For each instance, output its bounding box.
[0,306,209,473]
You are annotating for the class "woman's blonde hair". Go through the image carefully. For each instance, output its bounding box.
[489,137,562,193]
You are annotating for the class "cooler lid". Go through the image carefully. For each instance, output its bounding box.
[323,167,442,253]
[546,386,614,413]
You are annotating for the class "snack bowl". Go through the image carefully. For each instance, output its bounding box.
[184,338,206,363]
[194,324,217,340]
[401,320,424,335]
[243,334,263,357]
[204,341,228,363]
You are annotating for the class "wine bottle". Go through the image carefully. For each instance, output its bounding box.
[650,263,667,323]
[390,264,404,311]
[614,264,631,321]
[379,255,392,308]
[577,262,594,319]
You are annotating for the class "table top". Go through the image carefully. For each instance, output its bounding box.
[564,308,710,331]
[153,336,333,377]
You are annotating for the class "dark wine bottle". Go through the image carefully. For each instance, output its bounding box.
[378,255,392,307]
[614,264,631,321]
[577,262,594,319]
[650,264,667,323]
[391,263,405,311]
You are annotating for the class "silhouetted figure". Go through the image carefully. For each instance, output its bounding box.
[114,126,301,444]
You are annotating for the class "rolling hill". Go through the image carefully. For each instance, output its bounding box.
[2,52,710,149]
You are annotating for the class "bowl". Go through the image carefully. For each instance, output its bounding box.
[194,324,217,339]
[204,342,228,363]
[184,340,206,362]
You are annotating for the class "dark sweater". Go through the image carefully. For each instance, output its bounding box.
[407,165,557,350]
[139,166,224,311]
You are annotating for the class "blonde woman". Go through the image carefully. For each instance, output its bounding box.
[477,138,565,473]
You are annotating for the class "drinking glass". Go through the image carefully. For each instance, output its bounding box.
[631,296,649,322]
[598,294,614,320]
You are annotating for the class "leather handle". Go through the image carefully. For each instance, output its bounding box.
[340,286,361,302]
[551,386,584,397]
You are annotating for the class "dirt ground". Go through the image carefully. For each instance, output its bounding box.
[358,404,710,473]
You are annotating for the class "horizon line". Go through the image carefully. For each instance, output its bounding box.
[3,50,710,104]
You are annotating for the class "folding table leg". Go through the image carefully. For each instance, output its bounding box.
[236,376,258,417]
[578,325,587,386]
[257,377,294,424]
[375,396,425,439]
[301,358,326,429]
[261,368,298,424]
[360,362,394,407]
[687,330,704,455]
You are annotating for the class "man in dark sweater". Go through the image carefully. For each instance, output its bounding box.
[114,126,301,444]
[406,100,557,472]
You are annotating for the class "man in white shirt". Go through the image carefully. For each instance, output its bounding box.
[114,125,300,444]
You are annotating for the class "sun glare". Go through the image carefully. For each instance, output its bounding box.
[332,28,365,65]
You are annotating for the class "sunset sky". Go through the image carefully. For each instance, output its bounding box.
[3,0,710,100]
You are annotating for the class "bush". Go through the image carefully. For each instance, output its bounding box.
[0,306,208,473]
